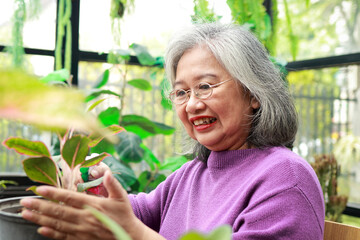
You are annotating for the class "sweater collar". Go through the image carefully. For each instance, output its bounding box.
[207,148,266,170]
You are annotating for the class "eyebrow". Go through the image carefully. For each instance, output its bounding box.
[173,73,218,87]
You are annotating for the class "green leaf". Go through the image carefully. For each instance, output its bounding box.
[3,137,51,157]
[93,69,110,89]
[103,156,137,189]
[107,49,131,64]
[23,157,58,186]
[155,56,165,68]
[115,131,144,162]
[0,180,18,190]
[207,225,232,240]
[85,89,121,102]
[140,144,160,171]
[90,139,116,155]
[88,125,124,147]
[127,79,152,91]
[87,98,106,112]
[84,206,132,240]
[62,135,90,169]
[0,70,107,134]
[137,171,166,193]
[40,69,70,84]
[179,225,232,240]
[179,232,206,240]
[160,78,172,110]
[98,107,121,127]
[81,153,110,167]
[159,156,188,172]
[261,14,272,40]
[121,114,175,139]
[129,43,156,66]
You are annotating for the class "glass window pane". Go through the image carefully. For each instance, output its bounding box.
[0,52,54,76]
[276,0,360,61]
[0,0,56,50]
[79,0,194,56]
[288,64,360,205]
[23,0,56,50]
[0,1,14,46]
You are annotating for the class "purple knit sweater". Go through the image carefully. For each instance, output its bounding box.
[129,147,325,240]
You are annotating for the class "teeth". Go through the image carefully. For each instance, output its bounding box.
[193,117,216,126]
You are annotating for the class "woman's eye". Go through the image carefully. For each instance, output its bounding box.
[176,90,187,97]
[198,83,211,90]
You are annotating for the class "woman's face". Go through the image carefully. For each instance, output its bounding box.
[174,45,259,151]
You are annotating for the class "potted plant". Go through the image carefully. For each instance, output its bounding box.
[311,154,348,222]
[0,69,122,239]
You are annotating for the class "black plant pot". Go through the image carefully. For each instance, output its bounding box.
[0,196,51,240]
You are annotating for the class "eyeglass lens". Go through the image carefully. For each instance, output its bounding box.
[171,83,213,104]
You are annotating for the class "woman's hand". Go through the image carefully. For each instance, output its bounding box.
[88,162,111,180]
[20,171,163,240]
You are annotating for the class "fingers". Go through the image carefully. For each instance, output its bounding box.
[22,208,79,233]
[32,186,101,209]
[89,162,110,179]
[37,227,68,240]
[21,198,83,223]
[103,170,128,199]
[21,198,115,240]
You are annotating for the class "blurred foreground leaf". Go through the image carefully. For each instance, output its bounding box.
[85,206,132,240]
[0,69,108,135]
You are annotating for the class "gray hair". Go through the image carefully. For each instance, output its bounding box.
[165,22,298,159]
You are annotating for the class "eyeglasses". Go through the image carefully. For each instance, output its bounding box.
[169,79,232,105]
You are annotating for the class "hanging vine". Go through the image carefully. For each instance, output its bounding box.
[110,0,135,46]
[9,0,26,68]
[226,0,273,54]
[7,0,41,69]
[191,0,221,23]
[55,0,72,72]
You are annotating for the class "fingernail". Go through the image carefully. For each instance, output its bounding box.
[38,227,49,235]
[36,186,49,195]
[20,198,32,207]
[22,209,33,218]
[91,169,99,178]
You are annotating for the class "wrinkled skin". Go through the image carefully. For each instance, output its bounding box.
[20,171,164,240]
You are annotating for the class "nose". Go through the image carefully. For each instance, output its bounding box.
[185,91,205,113]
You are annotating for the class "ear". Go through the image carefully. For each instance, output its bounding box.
[250,96,260,109]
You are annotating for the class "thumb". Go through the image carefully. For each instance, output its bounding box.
[103,170,128,199]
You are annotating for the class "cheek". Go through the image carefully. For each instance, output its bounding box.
[176,106,195,136]
[176,106,189,126]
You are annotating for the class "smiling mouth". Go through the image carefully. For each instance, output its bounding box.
[193,117,217,126]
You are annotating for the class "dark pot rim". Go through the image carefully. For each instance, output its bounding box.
[0,196,41,219]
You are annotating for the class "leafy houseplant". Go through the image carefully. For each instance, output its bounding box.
[311,154,348,222]
[0,180,18,190]
[0,69,123,240]
[2,68,125,192]
[2,125,123,192]
[86,43,188,194]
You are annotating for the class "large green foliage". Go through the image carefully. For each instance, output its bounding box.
[86,43,184,193]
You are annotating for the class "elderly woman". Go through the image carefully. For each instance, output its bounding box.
[20,22,325,240]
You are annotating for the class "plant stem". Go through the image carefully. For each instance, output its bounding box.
[118,65,127,123]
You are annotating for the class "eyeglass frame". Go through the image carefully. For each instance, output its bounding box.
[168,79,233,105]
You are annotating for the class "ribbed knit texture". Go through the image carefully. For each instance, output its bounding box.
[129,147,325,240]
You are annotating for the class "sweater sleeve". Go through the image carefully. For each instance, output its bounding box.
[232,185,323,240]
[128,162,192,232]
